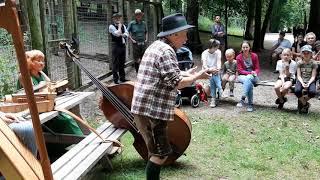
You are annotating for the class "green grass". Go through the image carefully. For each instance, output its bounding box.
[92,108,320,179]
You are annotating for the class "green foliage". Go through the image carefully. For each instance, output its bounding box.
[0,48,18,98]
[0,30,12,46]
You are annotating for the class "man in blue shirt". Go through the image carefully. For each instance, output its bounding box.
[211,15,226,53]
[271,31,292,68]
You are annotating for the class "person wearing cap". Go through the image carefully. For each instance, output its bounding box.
[131,13,210,180]
[108,13,129,84]
[271,31,292,68]
[127,9,148,73]
[295,45,317,114]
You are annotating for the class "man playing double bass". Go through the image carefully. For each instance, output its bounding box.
[131,13,210,180]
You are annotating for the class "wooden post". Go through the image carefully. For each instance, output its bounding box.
[150,4,158,42]
[63,0,81,89]
[18,0,29,32]
[126,0,134,62]
[143,1,151,43]
[39,0,49,76]
[118,0,124,15]
[107,0,112,69]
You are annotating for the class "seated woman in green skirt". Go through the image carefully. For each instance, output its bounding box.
[17,50,83,137]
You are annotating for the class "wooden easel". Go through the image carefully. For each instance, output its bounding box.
[0,0,53,179]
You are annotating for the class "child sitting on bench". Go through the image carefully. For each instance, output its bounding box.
[295,45,317,114]
[222,48,237,97]
[274,48,297,109]
[202,39,222,107]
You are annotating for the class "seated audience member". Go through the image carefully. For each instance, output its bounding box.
[274,48,297,109]
[17,50,83,137]
[0,111,37,156]
[236,41,260,112]
[295,45,317,114]
[305,32,317,51]
[291,33,307,60]
[271,31,292,66]
[313,40,320,61]
[221,48,237,97]
[202,39,222,107]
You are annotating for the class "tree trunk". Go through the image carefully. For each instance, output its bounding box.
[224,0,228,50]
[244,0,255,40]
[308,0,320,39]
[270,0,281,32]
[186,0,201,53]
[26,0,43,50]
[252,0,262,51]
[260,0,275,49]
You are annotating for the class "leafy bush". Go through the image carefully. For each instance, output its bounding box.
[0,48,18,98]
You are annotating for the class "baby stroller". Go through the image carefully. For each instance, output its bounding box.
[175,46,208,108]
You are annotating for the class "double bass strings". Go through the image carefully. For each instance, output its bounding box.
[66,49,138,132]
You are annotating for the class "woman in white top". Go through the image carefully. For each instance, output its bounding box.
[202,39,222,107]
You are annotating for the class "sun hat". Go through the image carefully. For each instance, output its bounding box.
[135,9,143,14]
[301,45,313,53]
[157,13,194,38]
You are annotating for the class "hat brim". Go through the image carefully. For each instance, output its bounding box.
[157,25,195,38]
[113,14,122,17]
[301,49,313,53]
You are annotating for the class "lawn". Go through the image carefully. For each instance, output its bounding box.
[91,107,320,179]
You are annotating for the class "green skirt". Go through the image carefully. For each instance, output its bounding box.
[44,112,83,135]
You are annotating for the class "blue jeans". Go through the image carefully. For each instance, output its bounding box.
[9,121,37,156]
[238,75,259,105]
[210,74,222,98]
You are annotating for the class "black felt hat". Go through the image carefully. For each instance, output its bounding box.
[157,13,194,38]
[112,13,122,17]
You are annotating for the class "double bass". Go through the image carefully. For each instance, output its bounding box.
[61,42,192,165]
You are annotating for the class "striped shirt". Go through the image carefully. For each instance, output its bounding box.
[131,40,182,121]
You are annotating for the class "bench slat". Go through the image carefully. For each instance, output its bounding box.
[52,123,117,179]
[51,122,112,172]
[64,128,127,180]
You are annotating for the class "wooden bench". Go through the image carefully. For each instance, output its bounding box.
[51,121,127,180]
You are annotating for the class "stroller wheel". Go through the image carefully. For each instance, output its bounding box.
[191,94,200,108]
[175,96,182,108]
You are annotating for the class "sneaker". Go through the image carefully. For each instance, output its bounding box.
[236,99,245,107]
[229,90,234,97]
[247,105,254,112]
[301,102,310,114]
[275,98,280,104]
[210,99,217,108]
[297,100,303,113]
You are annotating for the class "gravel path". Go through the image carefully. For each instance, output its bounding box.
[78,50,320,126]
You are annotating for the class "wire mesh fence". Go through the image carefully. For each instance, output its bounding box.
[0,0,160,96]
